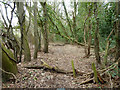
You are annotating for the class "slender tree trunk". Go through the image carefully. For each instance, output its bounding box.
[41,2,48,53]
[62,1,74,38]
[17,2,31,62]
[38,28,41,51]
[87,4,92,57]
[33,2,39,59]
[94,2,101,64]
[73,0,77,39]
[87,20,92,56]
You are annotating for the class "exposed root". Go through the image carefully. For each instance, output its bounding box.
[0,68,17,83]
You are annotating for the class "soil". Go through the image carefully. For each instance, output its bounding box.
[2,43,113,88]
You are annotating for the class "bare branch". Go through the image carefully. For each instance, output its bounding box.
[0,10,8,28]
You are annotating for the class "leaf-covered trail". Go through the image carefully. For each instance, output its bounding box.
[3,43,99,88]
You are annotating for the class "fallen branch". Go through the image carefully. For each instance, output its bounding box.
[80,62,118,85]
[24,59,85,76]
[85,62,118,76]
[24,59,73,74]
[80,78,94,85]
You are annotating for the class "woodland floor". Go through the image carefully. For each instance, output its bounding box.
[2,43,112,88]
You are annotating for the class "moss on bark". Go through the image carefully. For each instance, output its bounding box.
[2,43,18,81]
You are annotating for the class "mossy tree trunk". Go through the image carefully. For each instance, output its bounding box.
[41,2,48,53]
[17,2,31,62]
[62,1,74,38]
[33,2,39,59]
[94,2,101,64]
[87,4,92,57]
[73,0,77,39]
[1,42,18,81]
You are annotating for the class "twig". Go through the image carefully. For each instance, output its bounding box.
[106,28,114,41]
[80,78,94,85]
[84,62,118,76]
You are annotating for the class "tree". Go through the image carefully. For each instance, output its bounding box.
[87,3,92,57]
[17,2,31,62]
[41,2,48,53]
[94,2,101,64]
[33,2,39,59]
[73,0,77,39]
[62,1,74,38]
[1,41,18,81]
[115,1,120,78]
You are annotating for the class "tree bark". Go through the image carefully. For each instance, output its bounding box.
[73,0,77,39]
[87,4,92,57]
[17,2,31,62]
[41,2,48,53]
[62,1,74,38]
[1,42,18,81]
[94,2,101,64]
[33,2,39,59]
[115,1,120,78]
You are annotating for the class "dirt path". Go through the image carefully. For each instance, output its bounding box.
[3,43,97,88]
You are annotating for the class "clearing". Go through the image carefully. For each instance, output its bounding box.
[3,43,108,88]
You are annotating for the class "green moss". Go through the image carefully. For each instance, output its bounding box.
[1,43,18,81]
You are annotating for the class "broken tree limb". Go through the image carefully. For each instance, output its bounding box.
[24,59,85,76]
[24,59,73,74]
[80,62,118,85]
[80,78,94,85]
[80,71,106,85]
[85,62,118,76]
[24,65,72,74]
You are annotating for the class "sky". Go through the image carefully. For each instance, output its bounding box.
[0,0,109,27]
[0,0,72,27]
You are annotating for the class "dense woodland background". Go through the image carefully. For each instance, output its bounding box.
[0,0,120,88]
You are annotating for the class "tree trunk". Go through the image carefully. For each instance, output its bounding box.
[73,0,77,39]
[38,28,41,51]
[33,2,39,59]
[87,20,92,56]
[1,42,18,81]
[62,1,74,38]
[94,2,101,64]
[115,1,120,78]
[17,2,31,62]
[87,4,92,57]
[41,2,48,53]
